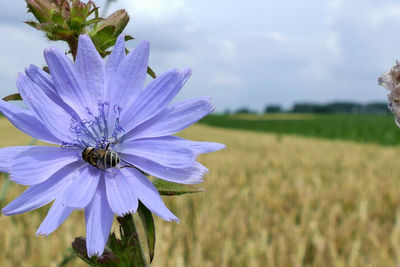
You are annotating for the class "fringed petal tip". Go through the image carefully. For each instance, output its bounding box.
[179,67,192,86]
[168,214,180,223]
[140,39,150,47]
[35,230,50,237]
[43,47,60,58]
[78,34,91,42]
[154,207,180,223]
[1,208,10,216]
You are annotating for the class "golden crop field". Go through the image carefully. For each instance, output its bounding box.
[2,117,400,266]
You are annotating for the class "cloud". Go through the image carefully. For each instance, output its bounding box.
[122,0,186,20]
[0,23,68,98]
[0,1,29,23]
[371,4,400,27]
[211,72,244,88]
[1,0,400,112]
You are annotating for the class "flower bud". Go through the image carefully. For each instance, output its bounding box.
[90,9,130,53]
[25,0,98,38]
[25,0,101,59]
[97,9,130,37]
[26,0,57,23]
[72,236,120,265]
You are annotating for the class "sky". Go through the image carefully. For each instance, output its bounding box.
[1,0,400,112]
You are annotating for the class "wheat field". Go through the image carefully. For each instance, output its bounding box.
[2,117,400,266]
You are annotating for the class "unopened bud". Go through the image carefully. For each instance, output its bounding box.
[90,9,130,54]
[72,236,120,266]
[98,9,130,37]
[26,0,57,23]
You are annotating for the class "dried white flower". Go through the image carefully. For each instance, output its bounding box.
[379,61,400,127]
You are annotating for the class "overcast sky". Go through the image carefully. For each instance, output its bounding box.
[1,0,399,112]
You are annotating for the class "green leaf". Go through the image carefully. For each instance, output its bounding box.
[85,17,104,27]
[91,25,116,51]
[3,93,22,101]
[108,232,121,253]
[152,179,205,196]
[117,214,148,266]
[52,13,65,25]
[69,16,84,31]
[25,21,40,29]
[87,6,100,17]
[124,35,134,41]
[147,66,157,79]
[71,237,97,266]
[137,202,156,263]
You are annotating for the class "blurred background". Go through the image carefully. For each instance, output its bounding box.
[3,0,400,266]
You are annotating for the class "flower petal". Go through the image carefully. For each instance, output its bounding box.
[143,136,226,154]
[0,146,47,173]
[124,97,214,141]
[106,40,149,110]
[178,67,192,87]
[118,138,196,168]
[75,35,105,104]
[105,170,138,217]
[2,162,80,215]
[61,166,100,209]
[0,100,60,144]
[120,68,191,133]
[24,64,78,118]
[105,35,125,90]
[185,141,226,154]
[120,153,206,184]
[10,146,80,186]
[85,177,114,257]
[0,146,33,173]
[120,69,181,132]
[121,168,178,222]
[44,47,97,119]
[17,73,75,142]
[36,197,74,236]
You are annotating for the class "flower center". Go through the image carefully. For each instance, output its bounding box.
[62,102,125,150]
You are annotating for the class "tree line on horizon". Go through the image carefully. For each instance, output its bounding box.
[225,102,390,115]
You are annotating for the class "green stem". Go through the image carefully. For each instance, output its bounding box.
[67,36,79,61]
[0,175,10,207]
[117,214,148,267]
[57,249,77,267]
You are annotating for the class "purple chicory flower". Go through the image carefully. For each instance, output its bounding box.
[0,35,225,256]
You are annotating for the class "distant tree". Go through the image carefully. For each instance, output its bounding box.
[223,108,231,115]
[235,107,256,114]
[324,102,362,113]
[291,103,323,113]
[322,102,389,114]
[264,105,282,114]
[363,102,390,114]
[290,102,383,114]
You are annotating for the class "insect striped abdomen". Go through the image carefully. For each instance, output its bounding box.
[82,146,120,170]
[103,150,120,169]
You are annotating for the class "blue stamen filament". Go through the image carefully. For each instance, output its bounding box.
[62,102,124,151]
